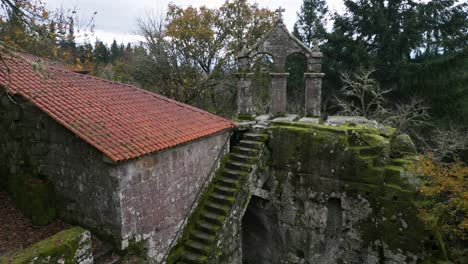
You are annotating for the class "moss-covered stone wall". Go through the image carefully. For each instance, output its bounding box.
[0,227,93,264]
[0,96,122,239]
[241,121,446,264]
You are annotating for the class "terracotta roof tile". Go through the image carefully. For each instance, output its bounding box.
[0,54,235,162]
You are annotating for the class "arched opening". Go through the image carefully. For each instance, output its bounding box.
[250,53,274,114]
[319,197,343,260]
[285,52,307,114]
[242,196,282,264]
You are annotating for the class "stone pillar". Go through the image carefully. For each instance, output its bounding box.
[236,73,254,114]
[270,73,289,114]
[304,72,325,117]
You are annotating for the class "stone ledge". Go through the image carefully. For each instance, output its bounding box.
[0,227,93,264]
[304,72,325,78]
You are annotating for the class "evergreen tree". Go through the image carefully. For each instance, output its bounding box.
[417,0,468,56]
[94,40,110,64]
[109,39,122,63]
[293,0,328,46]
[316,0,467,125]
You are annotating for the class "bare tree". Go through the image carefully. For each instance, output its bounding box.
[431,127,468,161]
[335,68,433,149]
[383,97,430,131]
[335,68,390,119]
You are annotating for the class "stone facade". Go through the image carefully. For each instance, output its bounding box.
[237,17,324,116]
[116,131,231,262]
[0,96,232,261]
[0,96,122,238]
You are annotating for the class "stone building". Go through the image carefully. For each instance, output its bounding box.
[236,8,324,116]
[0,54,235,260]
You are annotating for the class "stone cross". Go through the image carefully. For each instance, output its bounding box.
[275,6,285,21]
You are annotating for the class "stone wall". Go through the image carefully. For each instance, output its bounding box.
[116,131,231,262]
[240,121,446,264]
[0,96,122,238]
[0,96,232,261]
[0,227,93,264]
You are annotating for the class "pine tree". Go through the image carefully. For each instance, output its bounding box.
[109,39,121,63]
[293,0,328,47]
[94,40,110,64]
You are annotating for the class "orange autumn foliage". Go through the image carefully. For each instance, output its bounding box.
[413,151,468,240]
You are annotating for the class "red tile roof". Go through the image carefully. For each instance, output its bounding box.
[0,54,235,162]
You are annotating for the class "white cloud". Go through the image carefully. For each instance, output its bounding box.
[43,0,345,45]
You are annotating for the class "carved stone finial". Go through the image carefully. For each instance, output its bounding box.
[275,6,285,21]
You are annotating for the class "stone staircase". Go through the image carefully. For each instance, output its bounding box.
[348,132,416,186]
[166,131,269,264]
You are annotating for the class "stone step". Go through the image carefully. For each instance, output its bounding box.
[214,184,237,196]
[191,231,215,244]
[358,167,386,185]
[239,140,263,149]
[201,211,225,225]
[222,168,246,179]
[232,146,259,156]
[251,125,267,132]
[385,165,405,184]
[225,161,251,172]
[217,177,240,188]
[197,221,220,235]
[181,251,208,263]
[208,193,234,205]
[186,240,210,255]
[205,201,230,215]
[229,153,256,163]
[243,133,269,142]
[356,155,378,167]
[350,145,381,156]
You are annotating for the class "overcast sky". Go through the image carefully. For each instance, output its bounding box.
[42,0,345,44]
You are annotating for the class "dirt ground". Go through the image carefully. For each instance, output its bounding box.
[0,191,70,257]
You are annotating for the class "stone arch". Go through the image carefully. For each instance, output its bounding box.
[250,53,275,114]
[250,52,275,72]
[236,13,324,116]
[285,52,308,114]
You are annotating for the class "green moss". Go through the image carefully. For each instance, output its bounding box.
[166,156,234,263]
[118,239,148,263]
[269,122,445,262]
[268,124,350,174]
[7,177,56,226]
[355,182,447,262]
[377,126,397,138]
[235,113,255,121]
[0,227,87,264]
[390,134,417,158]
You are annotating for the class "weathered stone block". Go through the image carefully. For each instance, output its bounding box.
[391,134,417,158]
[0,227,93,264]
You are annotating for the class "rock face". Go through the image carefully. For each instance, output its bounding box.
[391,134,418,158]
[241,121,445,264]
